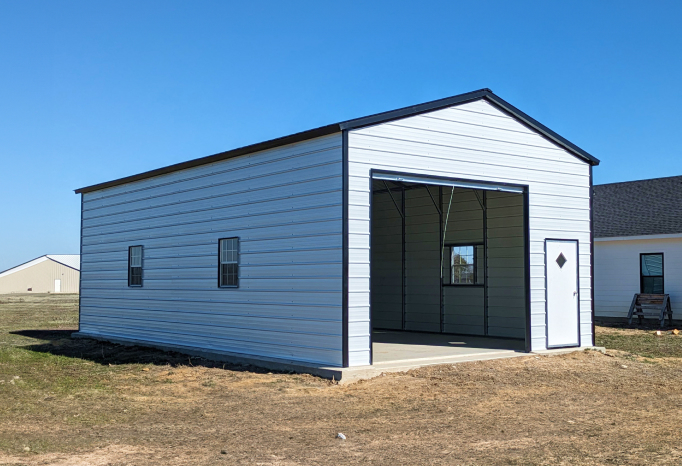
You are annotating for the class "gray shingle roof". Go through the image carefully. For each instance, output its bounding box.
[593,175,682,238]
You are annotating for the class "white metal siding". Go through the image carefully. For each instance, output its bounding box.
[348,99,592,363]
[595,237,682,318]
[80,134,344,366]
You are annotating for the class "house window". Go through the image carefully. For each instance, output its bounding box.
[446,245,484,285]
[128,246,143,287]
[641,253,664,294]
[219,238,239,288]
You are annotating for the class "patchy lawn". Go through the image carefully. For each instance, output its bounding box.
[596,321,682,358]
[1,294,682,465]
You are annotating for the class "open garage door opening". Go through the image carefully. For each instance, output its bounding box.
[369,172,529,364]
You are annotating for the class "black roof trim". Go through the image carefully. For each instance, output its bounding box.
[75,89,599,194]
[483,93,599,166]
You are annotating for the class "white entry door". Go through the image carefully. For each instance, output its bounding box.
[54,279,61,293]
[546,240,579,348]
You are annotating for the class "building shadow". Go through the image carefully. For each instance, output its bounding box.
[9,329,276,373]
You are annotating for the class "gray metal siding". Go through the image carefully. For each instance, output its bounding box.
[348,99,592,363]
[370,186,523,338]
[486,191,525,338]
[80,134,344,367]
[404,187,441,331]
[442,188,485,335]
[370,191,402,330]
[443,287,484,334]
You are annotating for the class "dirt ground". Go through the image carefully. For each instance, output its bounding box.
[2,294,682,465]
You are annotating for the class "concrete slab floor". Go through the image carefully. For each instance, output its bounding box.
[72,330,603,385]
[372,330,526,364]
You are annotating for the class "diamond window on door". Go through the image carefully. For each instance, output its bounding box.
[556,252,567,268]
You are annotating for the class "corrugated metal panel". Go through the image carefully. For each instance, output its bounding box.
[441,188,485,335]
[404,187,440,331]
[348,99,592,359]
[80,133,344,367]
[370,190,403,330]
[443,287,484,334]
[486,191,526,339]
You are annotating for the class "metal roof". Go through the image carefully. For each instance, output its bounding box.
[0,255,80,278]
[75,88,599,194]
[593,176,682,238]
[46,255,81,271]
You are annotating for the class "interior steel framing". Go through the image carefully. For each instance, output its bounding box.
[366,170,531,360]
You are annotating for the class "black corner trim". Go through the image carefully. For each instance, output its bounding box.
[341,130,350,368]
[78,194,83,332]
[523,187,532,352]
[589,166,596,346]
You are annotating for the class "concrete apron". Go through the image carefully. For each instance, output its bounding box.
[331,346,605,384]
[71,332,604,385]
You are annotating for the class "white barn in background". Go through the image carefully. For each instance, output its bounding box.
[74,89,599,370]
[594,176,682,320]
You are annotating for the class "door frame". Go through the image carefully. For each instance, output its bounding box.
[366,169,532,365]
[544,238,581,349]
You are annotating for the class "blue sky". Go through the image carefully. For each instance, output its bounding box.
[1,1,681,271]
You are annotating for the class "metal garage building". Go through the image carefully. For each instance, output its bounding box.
[74,89,599,369]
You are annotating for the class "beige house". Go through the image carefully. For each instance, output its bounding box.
[0,255,80,294]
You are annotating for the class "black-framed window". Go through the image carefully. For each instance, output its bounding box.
[445,244,484,285]
[128,245,143,287]
[640,253,664,294]
[219,238,239,288]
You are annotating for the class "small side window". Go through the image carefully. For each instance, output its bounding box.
[219,238,239,288]
[128,246,143,287]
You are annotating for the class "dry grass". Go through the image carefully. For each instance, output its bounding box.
[595,320,682,358]
[2,294,682,465]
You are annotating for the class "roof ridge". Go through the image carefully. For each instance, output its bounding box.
[75,89,599,194]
